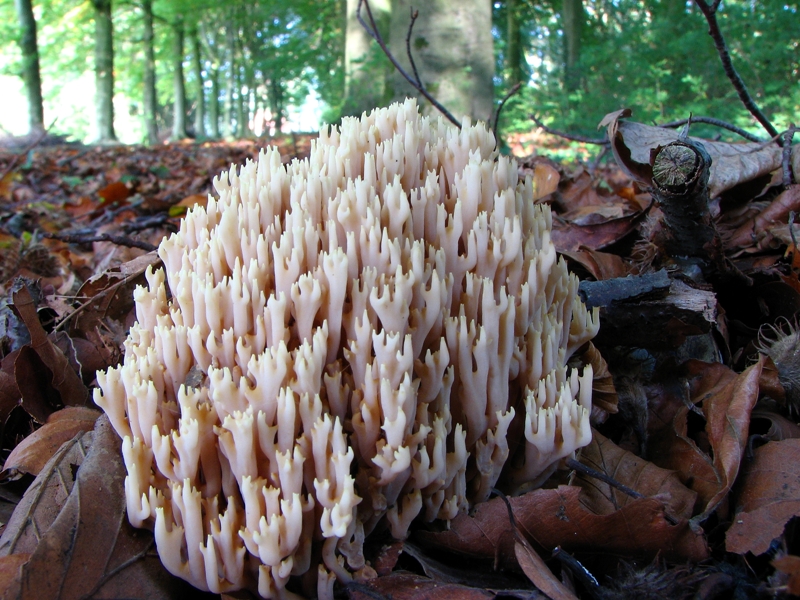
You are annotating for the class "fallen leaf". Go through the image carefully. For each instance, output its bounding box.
[97,181,131,205]
[773,555,800,595]
[729,185,800,249]
[648,358,764,522]
[416,485,707,566]
[601,110,800,198]
[1,415,199,599]
[576,431,697,520]
[1,407,100,480]
[561,248,630,281]
[515,539,577,600]
[726,439,800,555]
[346,572,495,600]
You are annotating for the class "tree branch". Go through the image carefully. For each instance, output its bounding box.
[357,0,461,128]
[492,82,521,143]
[694,0,779,139]
[658,116,765,143]
[529,114,608,145]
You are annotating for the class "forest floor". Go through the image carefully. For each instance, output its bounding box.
[0,126,798,599]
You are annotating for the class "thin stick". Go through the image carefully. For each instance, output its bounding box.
[694,0,779,139]
[42,231,157,252]
[492,82,521,143]
[357,0,461,128]
[405,8,422,87]
[782,125,796,186]
[564,457,643,500]
[659,116,765,143]
[530,114,608,145]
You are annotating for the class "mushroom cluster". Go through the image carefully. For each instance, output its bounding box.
[95,99,598,598]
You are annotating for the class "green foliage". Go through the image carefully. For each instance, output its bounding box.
[495,0,800,142]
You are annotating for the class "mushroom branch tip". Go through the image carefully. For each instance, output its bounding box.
[94,98,599,598]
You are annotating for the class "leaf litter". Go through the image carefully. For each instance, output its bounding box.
[0,125,798,598]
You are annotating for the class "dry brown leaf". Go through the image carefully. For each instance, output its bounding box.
[726,439,800,555]
[515,539,578,600]
[648,358,763,522]
[773,555,800,595]
[1,415,197,599]
[346,572,496,600]
[601,110,800,198]
[561,249,630,281]
[532,163,560,202]
[1,407,100,479]
[729,185,800,249]
[11,284,87,415]
[551,211,646,253]
[0,432,90,556]
[577,430,696,520]
[416,485,707,566]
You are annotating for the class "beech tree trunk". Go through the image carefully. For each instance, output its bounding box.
[189,25,205,139]
[388,0,494,123]
[506,0,525,86]
[172,16,188,139]
[342,0,391,117]
[562,0,583,92]
[223,19,235,138]
[142,0,157,145]
[209,67,220,138]
[14,0,44,133]
[92,0,116,142]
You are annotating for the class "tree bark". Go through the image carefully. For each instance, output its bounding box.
[388,0,494,123]
[14,0,44,133]
[562,0,583,92]
[92,0,116,142]
[189,25,204,139]
[343,0,391,117]
[142,0,157,145]
[209,67,220,138]
[505,0,524,87]
[172,15,188,140]
[223,19,235,138]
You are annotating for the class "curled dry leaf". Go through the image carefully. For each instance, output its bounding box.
[1,415,198,599]
[416,485,708,566]
[729,185,800,250]
[576,430,696,520]
[0,407,100,480]
[600,110,800,198]
[514,537,578,600]
[346,572,496,600]
[648,357,764,522]
[11,284,88,418]
[726,439,800,555]
[772,555,800,595]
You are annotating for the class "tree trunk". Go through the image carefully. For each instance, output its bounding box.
[388,0,494,123]
[172,15,188,140]
[562,0,583,92]
[189,25,205,139]
[235,64,246,138]
[142,0,157,145]
[223,21,235,138]
[209,67,220,138]
[343,0,391,117]
[92,0,116,142]
[506,0,524,87]
[14,0,44,133]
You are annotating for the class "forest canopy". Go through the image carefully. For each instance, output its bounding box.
[0,0,798,145]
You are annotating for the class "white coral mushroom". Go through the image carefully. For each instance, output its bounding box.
[94,99,599,598]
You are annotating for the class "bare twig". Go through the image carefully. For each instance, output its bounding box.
[694,0,779,139]
[492,82,521,143]
[42,231,157,252]
[404,8,422,87]
[357,0,461,128]
[782,125,796,186]
[530,114,608,145]
[564,457,643,500]
[0,123,52,182]
[659,116,765,143]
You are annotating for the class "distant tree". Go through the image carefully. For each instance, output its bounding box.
[171,14,188,139]
[562,0,583,92]
[189,23,204,139]
[342,0,391,116]
[505,0,525,87]
[92,0,116,142]
[142,0,158,145]
[388,0,494,123]
[14,0,44,133]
